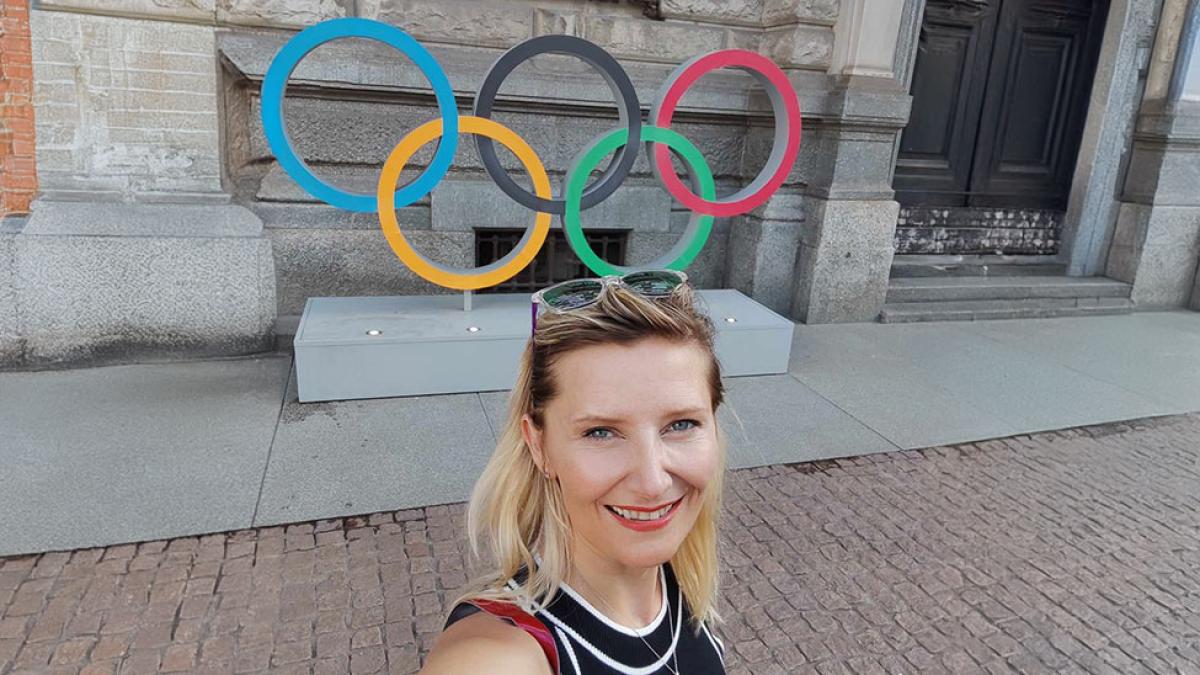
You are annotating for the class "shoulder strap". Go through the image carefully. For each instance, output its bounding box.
[467,599,560,674]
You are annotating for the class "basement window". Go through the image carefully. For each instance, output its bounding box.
[475,229,628,293]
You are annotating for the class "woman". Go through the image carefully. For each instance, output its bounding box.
[420,270,728,674]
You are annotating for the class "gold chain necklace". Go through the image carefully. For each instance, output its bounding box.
[571,568,680,675]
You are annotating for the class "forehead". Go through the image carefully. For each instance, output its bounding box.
[548,338,712,418]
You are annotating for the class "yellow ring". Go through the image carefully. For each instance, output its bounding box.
[377,115,553,290]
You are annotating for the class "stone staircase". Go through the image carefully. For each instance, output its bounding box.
[880,258,1134,322]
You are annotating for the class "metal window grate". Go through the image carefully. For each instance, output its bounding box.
[475,229,628,293]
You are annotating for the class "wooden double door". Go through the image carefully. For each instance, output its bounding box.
[894,0,1109,210]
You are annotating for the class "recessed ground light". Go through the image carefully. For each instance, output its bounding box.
[366,329,383,336]
[724,317,737,324]
[467,326,481,333]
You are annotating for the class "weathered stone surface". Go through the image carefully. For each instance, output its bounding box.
[431,179,671,232]
[894,206,1062,255]
[659,0,763,25]
[1122,139,1200,206]
[15,229,275,367]
[0,232,19,365]
[760,24,834,70]
[1106,202,1149,284]
[1126,205,1200,308]
[626,221,728,289]
[584,15,724,63]
[762,0,839,26]
[253,203,431,230]
[22,202,261,238]
[361,0,533,48]
[1192,257,1200,310]
[216,0,348,28]
[533,7,580,37]
[792,197,897,323]
[34,0,216,22]
[30,10,223,200]
[268,228,465,316]
[726,215,802,315]
[220,30,762,117]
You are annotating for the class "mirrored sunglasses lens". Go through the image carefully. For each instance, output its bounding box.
[542,280,603,310]
[622,271,682,296]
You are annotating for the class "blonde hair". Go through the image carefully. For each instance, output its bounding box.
[459,281,726,628]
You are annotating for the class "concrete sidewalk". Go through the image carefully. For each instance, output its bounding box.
[3,311,1199,557]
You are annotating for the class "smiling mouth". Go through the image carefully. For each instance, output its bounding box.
[605,496,685,522]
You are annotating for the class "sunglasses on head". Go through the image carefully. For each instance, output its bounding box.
[530,269,688,334]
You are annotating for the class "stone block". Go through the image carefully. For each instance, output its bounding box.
[215,0,349,28]
[760,25,834,70]
[584,15,724,63]
[30,10,224,200]
[268,228,466,316]
[659,0,764,25]
[762,0,840,26]
[15,204,276,367]
[21,202,260,238]
[1130,206,1200,308]
[360,0,533,48]
[34,0,216,22]
[792,198,897,323]
[533,8,581,37]
[431,178,671,232]
[725,209,803,316]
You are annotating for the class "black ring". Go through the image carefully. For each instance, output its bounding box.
[472,35,642,215]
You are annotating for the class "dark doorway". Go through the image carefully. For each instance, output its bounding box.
[893,0,1109,255]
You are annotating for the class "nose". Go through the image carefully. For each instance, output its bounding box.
[628,433,674,501]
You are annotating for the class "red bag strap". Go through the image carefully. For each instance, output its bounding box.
[469,598,560,674]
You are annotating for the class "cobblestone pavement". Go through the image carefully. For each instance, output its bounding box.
[2,414,1199,675]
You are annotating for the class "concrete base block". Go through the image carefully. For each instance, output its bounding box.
[6,202,276,368]
[293,289,794,402]
[793,198,899,323]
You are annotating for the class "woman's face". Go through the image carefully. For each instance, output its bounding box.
[524,337,721,572]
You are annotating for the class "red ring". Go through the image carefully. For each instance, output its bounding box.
[652,50,802,218]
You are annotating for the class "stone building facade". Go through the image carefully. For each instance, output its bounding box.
[0,0,1197,368]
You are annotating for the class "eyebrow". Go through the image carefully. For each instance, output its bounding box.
[570,407,709,427]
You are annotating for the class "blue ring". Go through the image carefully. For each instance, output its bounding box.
[260,18,458,213]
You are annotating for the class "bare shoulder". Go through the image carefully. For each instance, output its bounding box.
[418,611,553,675]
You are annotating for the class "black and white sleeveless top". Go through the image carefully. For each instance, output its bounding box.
[446,564,726,674]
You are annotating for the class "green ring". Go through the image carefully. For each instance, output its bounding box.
[563,126,716,277]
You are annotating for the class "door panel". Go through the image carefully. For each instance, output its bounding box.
[894,0,1001,207]
[968,0,1109,208]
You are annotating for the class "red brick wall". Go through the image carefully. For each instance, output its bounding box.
[0,0,37,216]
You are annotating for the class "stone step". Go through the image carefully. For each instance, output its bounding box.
[879,297,1135,323]
[886,276,1132,303]
[891,254,1065,278]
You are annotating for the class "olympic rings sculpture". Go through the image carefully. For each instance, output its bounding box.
[262,17,802,290]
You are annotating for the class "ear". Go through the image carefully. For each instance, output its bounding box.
[521,414,549,475]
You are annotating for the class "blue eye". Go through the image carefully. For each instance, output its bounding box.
[585,427,615,439]
[668,419,699,433]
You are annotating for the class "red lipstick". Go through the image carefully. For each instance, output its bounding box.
[605,496,685,532]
